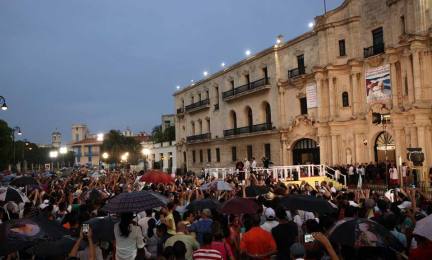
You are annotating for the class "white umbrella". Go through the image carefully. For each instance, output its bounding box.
[413,214,432,240]
[200,180,233,191]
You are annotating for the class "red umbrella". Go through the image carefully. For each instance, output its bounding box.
[140,170,173,184]
[220,197,260,215]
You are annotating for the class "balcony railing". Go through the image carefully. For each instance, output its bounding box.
[222,77,270,100]
[364,42,385,58]
[186,133,211,143]
[185,99,210,112]
[224,123,273,137]
[177,107,184,114]
[84,152,99,156]
[288,67,306,78]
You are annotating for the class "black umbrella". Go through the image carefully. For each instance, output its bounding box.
[245,185,270,197]
[279,195,337,215]
[102,191,167,213]
[328,218,403,252]
[0,215,69,256]
[84,215,119,242]
[0,186,30,203]
[27,235,77,257]
[10,176,39,187]
[186,198,220,212]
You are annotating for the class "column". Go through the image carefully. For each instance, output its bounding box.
[390,61,399,109]
[331,135,338,165]
[411,127,418,147]
[316,78,323,121]
[351,73,359,116]
[328,77,336,120]
[404,54,415,104]
[417,126,428,185]
[412,50,422,102]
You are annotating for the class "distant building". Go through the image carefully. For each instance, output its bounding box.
[161,114,175,132]
[51,130,62,148]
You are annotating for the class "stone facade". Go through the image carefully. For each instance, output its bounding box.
[173,0,432,185]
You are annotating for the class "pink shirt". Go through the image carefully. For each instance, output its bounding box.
[209,241,234,260]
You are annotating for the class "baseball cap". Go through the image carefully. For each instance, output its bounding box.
[264,207,276,220]
[397,201,412,210]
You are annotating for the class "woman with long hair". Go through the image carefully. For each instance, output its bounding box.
[114,212,146,260]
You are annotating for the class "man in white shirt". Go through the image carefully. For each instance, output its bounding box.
[251,157,257,169]
[260,207,279,232]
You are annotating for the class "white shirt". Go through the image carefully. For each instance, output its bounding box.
[251,160,257,169]
[260,220,279,232]
[348,166,354,176]
[402,166,407,177]
[390,168,398,180]
[114,223,145,260]
[138,216,152,237]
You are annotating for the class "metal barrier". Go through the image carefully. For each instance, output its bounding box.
[205,164,347,186]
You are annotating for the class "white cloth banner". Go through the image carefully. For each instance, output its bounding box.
[306,84,318,108]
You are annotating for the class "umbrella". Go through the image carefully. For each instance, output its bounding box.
[140,170,173,184]
[279,195,336,215]
[186,198,220,212]
[27,235,77,257]
[328,218,403,251]
[102,191,167,213]
[10,176,39,187]
[220,197,259,215]
[84,215,119,242]
[0,215,68,256]
[200,180,233,191]
[0,186,30,203]
[413,214,432,240]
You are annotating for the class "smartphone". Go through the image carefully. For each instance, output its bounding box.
[82,224,89,235]
[304,234,315,243]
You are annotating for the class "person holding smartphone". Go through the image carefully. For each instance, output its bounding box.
[68,225,97,260]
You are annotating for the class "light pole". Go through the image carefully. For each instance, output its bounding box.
[0,96,7,111]
[59,146,68,167]
[102,152,109,169]
[49,150,58,171]
[142,148,150,172]
[11,126,22,169]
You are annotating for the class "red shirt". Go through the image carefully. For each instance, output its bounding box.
[240,227,277,260]
[409,241,432,260]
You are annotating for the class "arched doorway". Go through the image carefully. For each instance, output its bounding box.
[262,102,271,125]
[230,111,237,129]
[245,106,253,130]
[292,138,320,165]
[374,131,396,163]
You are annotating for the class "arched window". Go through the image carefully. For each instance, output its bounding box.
[191,121,195,135]
[230,111,237,129]
[206,119,210,133]
[342,91,349,107]
[264,102,271,125]
[198,120,203,134]
[245,106,253,129]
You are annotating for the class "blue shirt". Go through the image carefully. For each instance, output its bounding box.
[189,218,213,245]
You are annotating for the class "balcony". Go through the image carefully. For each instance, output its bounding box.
[288,67,306,79]
[177,107,184,114]
[185,99,210,113]
[224,123,273,137]
[364,42,385,58]
[84,152,99,156]
[186,133,211,143]
[222,77,270,101]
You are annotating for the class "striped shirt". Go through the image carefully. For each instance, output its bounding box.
[193,248,223,260]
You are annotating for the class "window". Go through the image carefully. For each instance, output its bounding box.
[168,152,173,169]
[300,97,308,115]
[199,150,203,163]
[230,80,235,89]
[75,134,79,142]
[231,146,237,162]
[264,143,271,160]
[339,39,346,56]
[245,74,250,84]
[342,91,349,107]
[247,145,253,160]
[373,27,384,46]
[198,93,202,101]
[400,16,405,34]
[183,151,186,163]
[216,148,221,162]
[207,149,211,162]
[215,87,219,108]
[404,76,408,96]
[297,54,305,72]
[206,90,209,99]
[263,67,268,79]
[192,150,196,163]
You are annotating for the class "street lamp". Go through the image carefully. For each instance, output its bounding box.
[102,152,109,160]
[142,148,150,172]
[120,152,129,163]
[96,133,104,142]
[11,126,22,169]
[49,150,58,171]
[0,96,7,111]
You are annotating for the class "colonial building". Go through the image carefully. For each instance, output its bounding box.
[174,0,432,185]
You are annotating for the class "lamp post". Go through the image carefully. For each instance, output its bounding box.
[11,126,22,169]
[142,148,150,172]
[59,146,67,168]
[0,96,7,111]
[49,150,58,171]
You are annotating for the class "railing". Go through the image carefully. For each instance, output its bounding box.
[222,77,270,99]
[204,164,347,187]
[186,133,211,143]
[185,99,210,112]
[364,42,385,58]
[84,152,99,156]
[224,123,272,137]
[176,107,184,114]
[288,67,306,78]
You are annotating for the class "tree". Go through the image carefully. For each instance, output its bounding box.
[163,125,175,142]
[101,130,141,164]
[151,125,175,143]
[0,119,12,170]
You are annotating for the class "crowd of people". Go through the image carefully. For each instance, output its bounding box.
[0,166,431,260]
